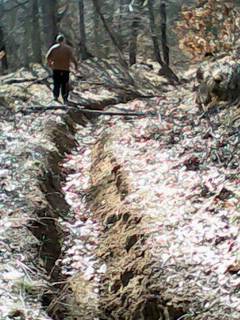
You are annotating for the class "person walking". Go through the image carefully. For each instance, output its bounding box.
[46,34,78,104]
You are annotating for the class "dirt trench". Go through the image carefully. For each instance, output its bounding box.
[0,73,185,319]
[1,63,183,319]
[26,102,188,320]
[26,109,93,319]
[0,64,204,319]
[0,70,199,319]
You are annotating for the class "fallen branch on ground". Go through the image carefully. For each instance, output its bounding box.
[77,59,170,97]
[18,104,157,117]
[0,75,51,86]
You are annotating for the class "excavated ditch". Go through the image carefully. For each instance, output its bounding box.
[28,105,188,320]
[1,75,185,319]
[27,109,91,319]
[85,134,187,320]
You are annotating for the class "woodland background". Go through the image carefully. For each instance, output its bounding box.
[2,0,240,74]
[0,0,218,69]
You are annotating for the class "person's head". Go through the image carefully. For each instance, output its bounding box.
[56,34,65,44]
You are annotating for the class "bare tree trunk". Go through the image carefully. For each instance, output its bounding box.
[129,13,139,65]
[117,0,131,53]
[148,0,178,83]
[129,0,144,66]
[79,0,88,60]
[160,2,169,65]
[0,47,8,73]
[118,0,125,49]
[0,26,8,73]
[41,0,58,47]
[93,3,100,55]
[147,0,163,65]
[23,17,31,67]
[92,0,127,67]
[31,0,42,63]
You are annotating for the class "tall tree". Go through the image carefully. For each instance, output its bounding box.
[118,0,124,40]
[160,2,169,66]
[41,0,58,48]
[93,1,101,55]
[92,0,127,67]
[79,0,88,60]
[129,0,143,66]
[147,0,163,65]
[118,0,130,50]
[31,0,42,63]
[0,26,8,73]
[129,13,138,65]
[23,13,31,67]
[148,0,178,82]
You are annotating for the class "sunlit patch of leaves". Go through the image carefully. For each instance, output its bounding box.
[176,0,240,60]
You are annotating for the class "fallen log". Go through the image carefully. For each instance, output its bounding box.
[19,104,157,117]
[1,75,51,85]
[1,77,37,84]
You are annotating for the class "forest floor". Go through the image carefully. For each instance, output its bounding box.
[0,58,240,320]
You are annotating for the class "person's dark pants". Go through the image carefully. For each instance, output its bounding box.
[53,70,70,102]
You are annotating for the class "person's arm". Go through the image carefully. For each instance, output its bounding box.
[70,50,78,70]
[0,50,5,60]
[46,44,59,68]
[46,47,54,68]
